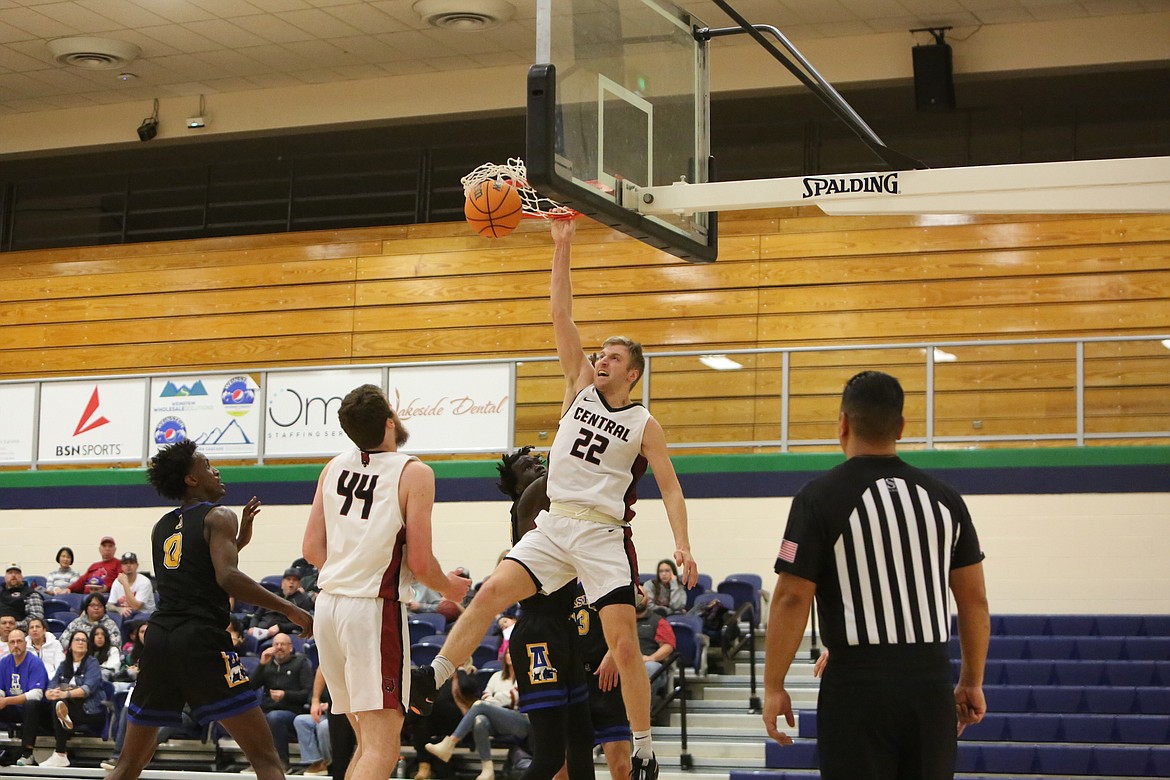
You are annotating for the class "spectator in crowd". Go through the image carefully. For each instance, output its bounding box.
[294,667,331,776]
[0,615,16,659]
[648,559,687,616]
[247,569,314,641]
[408,669,476,780]
[45,548,79,595]
[89,624,121,682]
[409,582,443,614]
[61,593,122,647]
[114,622,147,688]
[38,630,110,768]
[67,537,121,595]
[425,653,528,780]
[1,564,45,631]
[635,586,677,702]
[107,553,156,622]
[227,616,247,654]
[254,632,313,769]
[26,617,65,677]
[0,628,49,767]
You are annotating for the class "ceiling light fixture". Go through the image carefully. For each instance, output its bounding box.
[47,36,141,70]
[698,355,744,371]
[414,0,515,30]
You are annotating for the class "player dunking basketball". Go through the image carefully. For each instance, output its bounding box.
[107,441,313,780]
[412,219,697,780]
[302,385,469,780]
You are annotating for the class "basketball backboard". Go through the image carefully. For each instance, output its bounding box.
[527,0,716,263]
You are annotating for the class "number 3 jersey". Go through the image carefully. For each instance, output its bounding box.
[317,449,418,602]
[547,385,651,524]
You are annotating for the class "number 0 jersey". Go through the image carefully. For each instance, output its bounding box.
[150,502,231,631]
[317,449,418,601]
[547,385,651,524]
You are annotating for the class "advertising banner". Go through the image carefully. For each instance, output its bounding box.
[265,368,383,457]
[390,363,511,453]
[0,384,36,464]
[38,379,147,464]
[150,374,261,458]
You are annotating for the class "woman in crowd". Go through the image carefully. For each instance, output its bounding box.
[36,630,109,768]
[45,547,78,595]
[60,593,121,646]
[89,624,121,681]
[26,617,65,677]
[648,559,687,615]
[425,653,528,780]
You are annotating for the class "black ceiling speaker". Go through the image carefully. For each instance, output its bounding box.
[912,28,956,111]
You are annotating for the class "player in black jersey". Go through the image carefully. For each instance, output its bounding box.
[497,448,594,780]
[572,585,632,780]
[107,441,314,780]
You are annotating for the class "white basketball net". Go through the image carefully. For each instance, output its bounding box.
[461,158,577,220]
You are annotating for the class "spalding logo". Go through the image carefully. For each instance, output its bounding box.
[802,173,899,199]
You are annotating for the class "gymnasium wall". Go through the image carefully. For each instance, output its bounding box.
[3,207,1168,449]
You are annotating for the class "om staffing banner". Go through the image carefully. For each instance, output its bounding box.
[389,363,512,454]
[265,368,383,458]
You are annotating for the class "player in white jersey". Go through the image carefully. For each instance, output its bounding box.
[412,219,697,780]
[302,384,469,780]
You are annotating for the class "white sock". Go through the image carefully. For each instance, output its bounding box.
[632,730,653,759]
[431,655,456,686]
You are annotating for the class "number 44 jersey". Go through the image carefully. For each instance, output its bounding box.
[317,450,418,601]
[547,385,650,525]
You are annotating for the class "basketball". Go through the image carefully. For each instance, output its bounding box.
[465,179,523,238]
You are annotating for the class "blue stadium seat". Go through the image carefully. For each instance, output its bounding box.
[1034,744,1092,775]
[1052,660,1108,686]
[108,612,123,631]
[408,620,436,647]
[1058,713,1114,743]
[411,642,441,667]
[999,615,1050,636]
[1104,661,1163,687]
[665,614,704,674]
[795,709,816,738]
[1141,615,1170,637]
[684,573,713,611]
[959,714,1005,741]
[1004,714,1060,742]
[1046,615,1096,636]
[409,612,447,635]
[1114,714,1170,744]
[977,743,1036,774]
[717,578,759,625]
[52,611,80,631]
[471,641,499,668]
[1125,637,1170,660]
[25,575,46,590]
[1093,615,1144,637]
[1031,686,1088,713]
[304,641,318,670]
[1151,745,1170,777]
[243,633,259,656]
[259,575,282,594]
[953,743,979,772]
[1026,636,1077,660]
[984,685,1032,712]
[1135,686,1170,714]
[241,656,261,680]
[764,740,817,769]
[1092,745,1153,777]
[45,618,68,636]
[1074,637,1126,660]
[42,597,73,616]
[997,660,1058,686]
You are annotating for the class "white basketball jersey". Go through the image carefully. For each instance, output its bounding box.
[317,449,417,601]
[547,385,651,523]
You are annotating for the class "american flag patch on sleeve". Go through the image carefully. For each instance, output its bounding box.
[778,539,798,563]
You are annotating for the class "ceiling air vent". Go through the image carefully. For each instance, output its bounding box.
[414,0,515,31]
[47,37,142,70]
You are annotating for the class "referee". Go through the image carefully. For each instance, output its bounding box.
[763,370,990,780]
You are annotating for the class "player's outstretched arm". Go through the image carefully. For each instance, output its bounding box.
[641,418,697,588]
[302,468,329,569]
[206,506,313,639]
[951,561,990,735]
[549,218,593,411]
[402,460,471,604]
[763,573,816,746]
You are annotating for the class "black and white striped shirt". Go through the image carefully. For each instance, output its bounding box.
[776,456,983,655]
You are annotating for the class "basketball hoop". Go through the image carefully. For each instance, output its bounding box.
[461,158,577,220]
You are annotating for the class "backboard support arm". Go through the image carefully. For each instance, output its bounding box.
[701,0,927,172]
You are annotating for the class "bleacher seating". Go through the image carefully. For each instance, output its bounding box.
[665,614,706,675]
[762,614,1170,780]
[25,575,46,590]
[409,612,447,635]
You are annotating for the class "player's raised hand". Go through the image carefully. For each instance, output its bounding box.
[550,216,576,246]
[675,547,699,590]
[763,687,795,745]
[242,496,262,523]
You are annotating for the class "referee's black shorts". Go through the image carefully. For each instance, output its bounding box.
[816,648,956,780]
[128,621,259,728]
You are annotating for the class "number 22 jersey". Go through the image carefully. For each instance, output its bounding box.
[317,449,418,602]
[547,385,650,524]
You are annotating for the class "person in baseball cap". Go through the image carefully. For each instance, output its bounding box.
[67,537,120,595]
